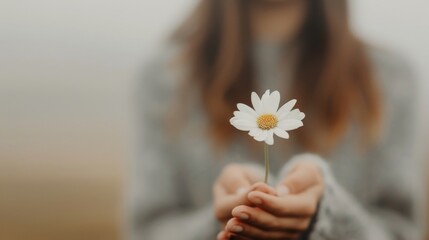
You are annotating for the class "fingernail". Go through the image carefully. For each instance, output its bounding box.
[230,225,243,233]
[236,187,247,195]
[277,186,290,196]
[239,213,249,220]
[249,196,262,204]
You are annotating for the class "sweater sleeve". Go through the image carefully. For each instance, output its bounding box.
[279,53,424,240]
[280,152,423,240]
[126,51,218,240]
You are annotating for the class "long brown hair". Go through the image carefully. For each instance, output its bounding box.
[173,0,382,153]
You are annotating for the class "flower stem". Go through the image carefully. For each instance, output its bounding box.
[264,143,269,184]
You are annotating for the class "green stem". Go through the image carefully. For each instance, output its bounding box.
[264,143,269,184]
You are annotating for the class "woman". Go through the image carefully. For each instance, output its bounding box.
[129,0,424,239]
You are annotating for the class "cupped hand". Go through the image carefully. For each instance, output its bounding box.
[220,161,324,240]
[213,164,264,225]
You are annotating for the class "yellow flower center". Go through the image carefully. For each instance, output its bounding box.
[257,114,278,130]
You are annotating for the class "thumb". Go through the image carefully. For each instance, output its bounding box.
[226,171,253,195]
[276,163,319,196]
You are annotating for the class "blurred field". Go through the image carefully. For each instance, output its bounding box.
[0,120,125,240]
[0,0,428,239]
[0,48,130,239]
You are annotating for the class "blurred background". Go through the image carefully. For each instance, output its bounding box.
[0,0,428,239]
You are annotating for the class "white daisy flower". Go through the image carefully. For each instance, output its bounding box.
[230,90,305,145]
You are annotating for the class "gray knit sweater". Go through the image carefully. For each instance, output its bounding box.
[128,43,425,240]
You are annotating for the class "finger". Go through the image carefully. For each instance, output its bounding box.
[247,191,317,217]
[214,188,253,221]
[277,163,321,195]
[220,165,253,194]
[232,205,311,232]
[217,231,230,240]
[251,182,278,196]
[225,218,301,240]
[230,234,252,240]
[243,166,265,183]
[218,230,247,240]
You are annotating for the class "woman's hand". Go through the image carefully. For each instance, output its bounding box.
[219,162,324,240]
[213,164,263,225]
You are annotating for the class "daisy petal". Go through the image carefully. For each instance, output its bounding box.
[254,130,268,142]
[277,119,303,131]
[233,111,256,122]
[229,117,238,124]
[269,91,280,113]
[249,128,262,137]
[231,119,257,127]
[289,109,305,121]
[274,128,290,139]
[298,112,305,121]
[286,109,302,118]
[265,129,274,145]
[230,116,253,124]
[251,92,262,114]
[279,109,305,121]
[261,90,271,101]
[237,103,257,117]
[276,99,297,118]
[260,89,269,99]
[235,123,257,131]
[260,90,273,113]
[231,124,252,131]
